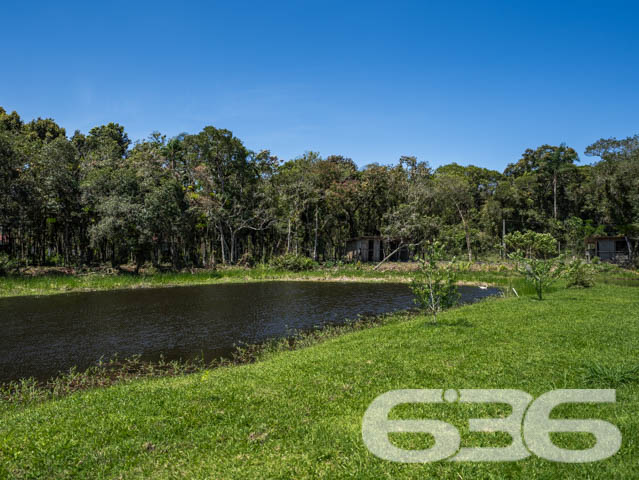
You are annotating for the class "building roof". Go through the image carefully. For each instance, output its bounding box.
[585,235,632,242]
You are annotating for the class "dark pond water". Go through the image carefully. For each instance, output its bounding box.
[0,282,499,382]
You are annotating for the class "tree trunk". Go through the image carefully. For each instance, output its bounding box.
[64,222,70,266]
[134,250,144,274]
[313,207,319,261]
[553,172,558,220]
[230,232,236,264]
[220,229,226,264]
[456,205,472,262]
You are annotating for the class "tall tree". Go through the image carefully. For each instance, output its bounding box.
[432,173,475,261]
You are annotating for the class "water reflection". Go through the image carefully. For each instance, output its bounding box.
[0,282,499,382]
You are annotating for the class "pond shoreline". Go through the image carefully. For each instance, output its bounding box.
[1,309,422,405]
[1,281,500,385]
[3,271,638,477]
[0,265,502,299]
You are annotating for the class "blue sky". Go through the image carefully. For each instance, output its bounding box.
[2,1,638,170]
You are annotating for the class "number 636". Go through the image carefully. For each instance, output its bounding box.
[362,389,621,463]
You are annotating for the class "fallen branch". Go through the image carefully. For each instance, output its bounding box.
[373,244,404,271]
[373,240,423,271]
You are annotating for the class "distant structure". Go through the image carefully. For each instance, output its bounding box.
[585,235,635,264]
[344,236,410,263]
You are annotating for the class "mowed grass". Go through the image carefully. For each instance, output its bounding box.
[1,284,638,478]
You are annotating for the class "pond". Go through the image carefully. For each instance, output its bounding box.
[0,282,500,383]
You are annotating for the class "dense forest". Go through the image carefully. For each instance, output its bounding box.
[0,106,638,270]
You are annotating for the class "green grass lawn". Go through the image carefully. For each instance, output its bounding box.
[1,283,638,479]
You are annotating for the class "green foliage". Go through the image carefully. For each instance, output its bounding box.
[454,260,472,273]
[509,251,565,300]
[0,104,638,272]
[504,230,557,258]
[563,258,596,288]
[563,217,605,254]
[268,253,317,271]
[590,256,617,273]
[322,259,344,268]
[45,253,64,266]
[410,243,460,321]
[0,252,19,275]
[503,144,579,221]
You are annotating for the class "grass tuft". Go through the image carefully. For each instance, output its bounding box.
[582,362,639,387]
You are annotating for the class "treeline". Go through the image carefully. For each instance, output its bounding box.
[0,106,638,270]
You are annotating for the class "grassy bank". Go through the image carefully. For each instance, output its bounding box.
[2,261,636,299]
[1,283,638,478]
[0,265,422,299]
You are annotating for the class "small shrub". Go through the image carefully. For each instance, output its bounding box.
[46,253,64,266]
[504,231,557,258]
[509,251,565,300]
[0,253,19,276]
[143,263,159,275]
[268,253,317,272]
[590,256,617,273]
[564,258,596,288]
[410,242,460,323]
[455,261,472,273]
[322,260,344,268]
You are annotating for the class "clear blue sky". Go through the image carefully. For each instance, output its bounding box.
[2,1,638,170]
